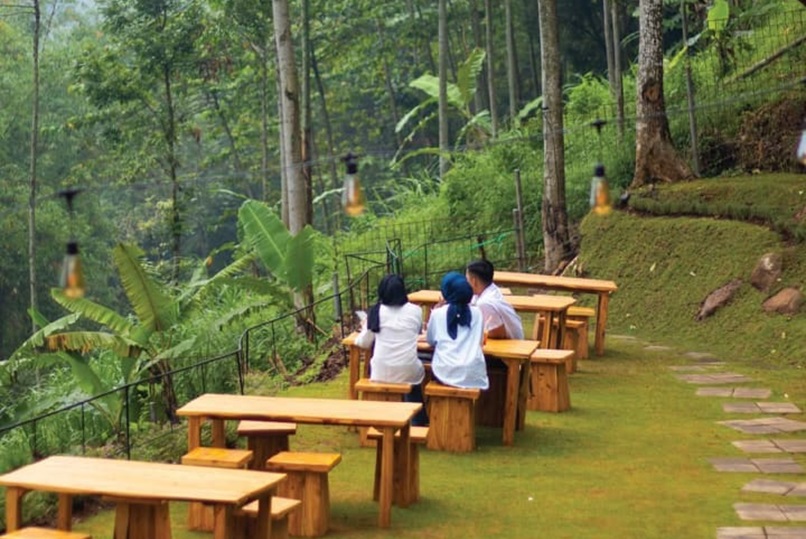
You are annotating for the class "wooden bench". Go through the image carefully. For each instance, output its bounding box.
[528,349,573,412]
[0,529,91,539]
[237,420,297,470]
[354,378,412,447]
[266,452,342,537]
[424,382,481,452]
[181,447,254,531]
[367,426,428,505]
[233,496,302,539]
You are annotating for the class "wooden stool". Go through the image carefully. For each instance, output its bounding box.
[424,382,481,452]
[0,529,91,539]
[237,420,297,470]
[354,378,412,447]
[528,349,573,412]
[567,306,594,360]
[562,319,586,374]
[368,426,428,505]
[181,447,253,532]
[266,452,342,538]
[232,496,301,539]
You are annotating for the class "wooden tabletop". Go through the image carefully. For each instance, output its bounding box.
[0,455,284,506]
[177,393,421,428]
[493,271,618,293]
[344,331,539,360]
[407,290,576,311]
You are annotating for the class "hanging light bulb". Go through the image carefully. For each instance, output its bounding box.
[590,164,612,216]
[797,118,806,167]
[60,241,86,298]
[58,188,86,298]
[341,152,365,217]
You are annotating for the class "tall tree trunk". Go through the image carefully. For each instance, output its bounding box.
[521,0,541,98]
[376,18,401,145]
[274,38,289,225]
[273,0,306,234]
[631,0,694,188]
[470,0,488,113]
[311,46,340,232]
[484,0,499,137]
[28,0,40,333]
[603,0,616,92]
[505,0,519,122]
[163,64,181,282]
[301,0,313,227]
[206,89,242,171]
[438,0,450,178]
[537,0,570,272]
[258,44,270,202]
[611,0,625,138]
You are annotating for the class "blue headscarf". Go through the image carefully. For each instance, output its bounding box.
[440,272,473,340]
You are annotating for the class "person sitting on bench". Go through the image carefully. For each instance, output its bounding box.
[466,259,524,340]
[425,272,489,390]
[355,274,428,425]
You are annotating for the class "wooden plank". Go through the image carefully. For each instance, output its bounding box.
[56,493,72,530]
[409,290,576,312]
[267,452,341,473]
[595,292,610,356]
[378,426,395,528]
[493,271,618,293]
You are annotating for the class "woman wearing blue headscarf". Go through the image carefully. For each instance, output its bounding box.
[426,272,488,389]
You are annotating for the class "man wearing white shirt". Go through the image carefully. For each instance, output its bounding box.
[465,259,525,340]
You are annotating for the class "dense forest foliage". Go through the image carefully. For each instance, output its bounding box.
[0,0,804,438]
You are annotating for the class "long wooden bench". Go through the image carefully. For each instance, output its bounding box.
[266,452,342,538]
[354,378,412,447]
[367,426,428,505]
[0,529,91,539]
[237,420,297,470]
[424,382,481,452]
[233,496,302,539]
[529,349,573,412]
[181,447,254,531]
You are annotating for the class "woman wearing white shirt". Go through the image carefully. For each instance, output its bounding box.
[355,274,428,425]
[426,272,489,390]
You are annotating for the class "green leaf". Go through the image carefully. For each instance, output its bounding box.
[708,0,730,32]
[238,200,291,276]
[284,226,315,291]
[410,75,464,110]
[51,289,136,336]
[13,312,81,355]
[517,96,544,122]
[113,243,176,333]
[667,45,688,72]
[44,331,143,358]
[395,97,437,133]
[456,48,485,109]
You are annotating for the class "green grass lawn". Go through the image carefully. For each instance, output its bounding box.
[70,336,806,538]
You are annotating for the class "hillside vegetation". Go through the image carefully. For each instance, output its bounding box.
[579,173,806,365]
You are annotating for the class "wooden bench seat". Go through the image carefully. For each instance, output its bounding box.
[354,378,412,447]
[568,306,595,318]
[233,496,301,539]
[237,420,297,470]
[529,349,573,412]
[266,452,342,537]
[182,447,254,531]
[368,426,428,504]
[1,529,91,539]
[424,382,481,452]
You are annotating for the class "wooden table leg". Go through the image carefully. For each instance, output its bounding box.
[213,505,235,539]
[348,345,360,400]
[517,361,530,431]
[378,426,394,528]
[187,416,201,450]
[5,486,25,532]
[501,359,520,446]
[555,310,568,349]
[540,310,552,350]
[251,493,272,539]
[211,418,226,448]
[595,293,609,356]
[57,493,73,529]
[397,424,412,508]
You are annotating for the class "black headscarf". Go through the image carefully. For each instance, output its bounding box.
[367,274,408,333]
[440,271,473,339]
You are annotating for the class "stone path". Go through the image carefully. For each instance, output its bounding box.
[667,349,806,538]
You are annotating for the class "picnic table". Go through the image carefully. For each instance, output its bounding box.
[177,393,421,529]
[342,332,540,447]
[492,271,618,356]
[0,455,285,539]
[407,289,575,348]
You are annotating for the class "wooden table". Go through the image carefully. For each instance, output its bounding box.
[492,271,618,356]
[342,332,539,447]
[0,455,285,539]
[177,393,422,529]
[407,289,575,348]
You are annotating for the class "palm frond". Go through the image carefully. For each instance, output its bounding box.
[238,200,290,276]
[44,331,143,358]
[51,289,136,336]
[113,243,177,333]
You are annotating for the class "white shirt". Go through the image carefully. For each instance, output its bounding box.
[473,283,524,340]
[426,304,488,390]
[355,303,424,385]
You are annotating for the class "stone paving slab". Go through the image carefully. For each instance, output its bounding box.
[735,503,790,521]
[734,440,784,453]
[685,351,718,361]
[646,345,673,351]
[710,457,803,473]
[679,373,755,384]
[718,528,806,539]
[724,402,802,414]
[699,387,773,398]
[670,365,720,372]
[742,479,797,495]
[719,418,806,434]
[776,440,806,453]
